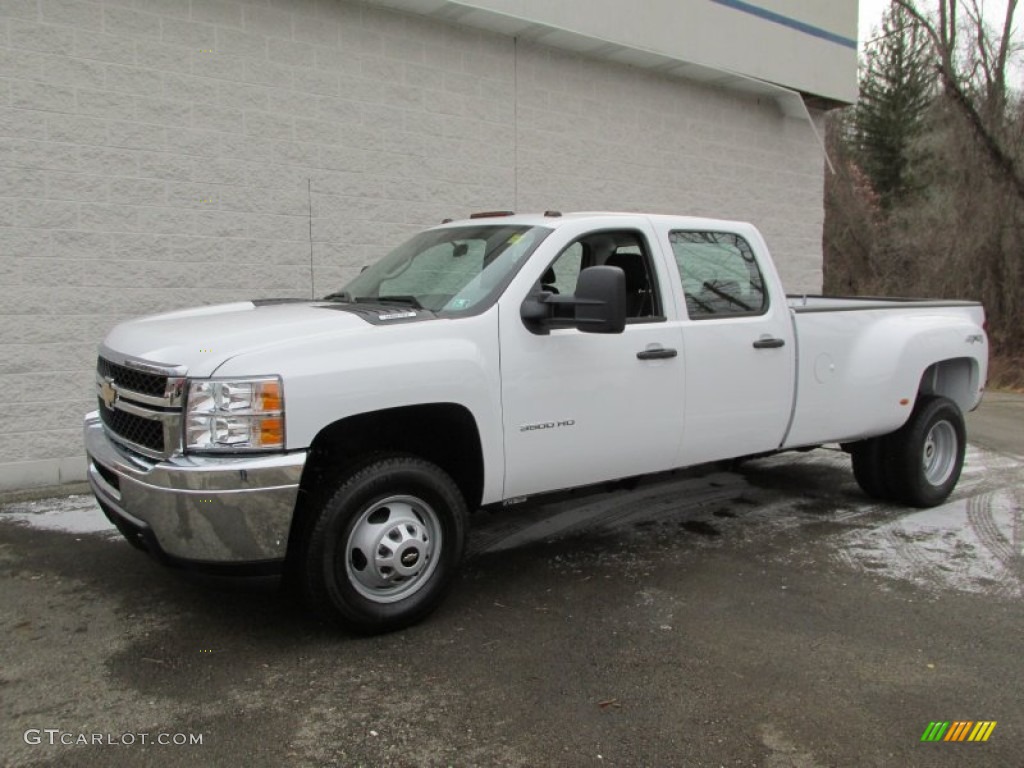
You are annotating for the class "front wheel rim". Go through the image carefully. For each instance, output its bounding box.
[343,495,442,604]
[922,420,958,487]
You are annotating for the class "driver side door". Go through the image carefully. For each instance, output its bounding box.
[498,222,686,499]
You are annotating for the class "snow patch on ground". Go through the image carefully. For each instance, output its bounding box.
[837,488,1023,598]
[0,495,116,536]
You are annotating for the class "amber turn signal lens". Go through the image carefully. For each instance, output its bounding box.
[259,417,284,447]
[259,381,282,412]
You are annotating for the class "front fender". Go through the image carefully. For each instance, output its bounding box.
[212,309,505,504]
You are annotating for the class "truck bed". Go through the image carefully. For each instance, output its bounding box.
[782,296,987,450]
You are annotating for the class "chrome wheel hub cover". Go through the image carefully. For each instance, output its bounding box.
[922,420,957,487]
[345,495,441,604]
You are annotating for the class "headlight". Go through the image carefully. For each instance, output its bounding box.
[185,376,284,452]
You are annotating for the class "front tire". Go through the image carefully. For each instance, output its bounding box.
[302,456,467,634]
[883,395,966,508]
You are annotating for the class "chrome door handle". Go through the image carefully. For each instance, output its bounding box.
[752,337,785,349]
[637,347,678,360]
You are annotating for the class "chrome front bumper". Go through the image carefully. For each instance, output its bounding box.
[84,412,306,567]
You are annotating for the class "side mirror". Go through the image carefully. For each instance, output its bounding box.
[520,266,626,335]
[573,266,626,333]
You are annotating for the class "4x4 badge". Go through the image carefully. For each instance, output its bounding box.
[100,378,119,409]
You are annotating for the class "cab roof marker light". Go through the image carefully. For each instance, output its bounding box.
[469,210,515,219]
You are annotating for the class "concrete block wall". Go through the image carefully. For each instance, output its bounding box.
[513,40,825,290]
[0,0,824,490]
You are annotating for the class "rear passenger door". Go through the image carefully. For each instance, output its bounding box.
[653,224,795,466]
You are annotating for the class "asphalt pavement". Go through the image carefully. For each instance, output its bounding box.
[1,394,1021,768]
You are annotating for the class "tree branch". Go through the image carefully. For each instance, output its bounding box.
[966,0,994,89]
[994,0,1018,95]
[894,0,1024,200]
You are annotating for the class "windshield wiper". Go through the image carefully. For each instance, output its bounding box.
[322,293,426,310]
[353,295,424,309]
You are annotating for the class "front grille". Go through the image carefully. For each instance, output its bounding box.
[97,357,167,398]
[98,398,164,454]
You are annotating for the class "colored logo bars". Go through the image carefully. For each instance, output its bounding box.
[921,721,997,742]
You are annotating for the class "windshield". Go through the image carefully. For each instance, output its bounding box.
[328,224,551,315]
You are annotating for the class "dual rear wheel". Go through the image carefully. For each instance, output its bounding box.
[851,395,966,508]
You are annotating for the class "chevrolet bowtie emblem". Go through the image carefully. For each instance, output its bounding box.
[100,377,119,410]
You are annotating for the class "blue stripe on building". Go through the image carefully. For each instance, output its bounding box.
[710,0,858,49]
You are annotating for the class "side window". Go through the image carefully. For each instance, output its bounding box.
[542,242,582,296]
[541,231,662,321]
[670,231,768,319]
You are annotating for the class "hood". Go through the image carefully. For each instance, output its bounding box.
[101,300,376,377]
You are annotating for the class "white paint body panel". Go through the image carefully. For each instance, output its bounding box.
[498,216,686,497]
[98,213,988,507]
[784,303,988,447]
[215,309,507,506]
[648,219,796,466]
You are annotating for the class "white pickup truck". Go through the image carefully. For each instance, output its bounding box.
[84,212,988,632]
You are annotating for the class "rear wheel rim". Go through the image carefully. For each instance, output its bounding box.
[922,420,957,487]
[344,495,442,604]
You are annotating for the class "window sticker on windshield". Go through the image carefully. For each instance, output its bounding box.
[507,234,523,244]
[449,298,471,310]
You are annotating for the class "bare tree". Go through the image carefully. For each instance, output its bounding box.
[894,0,1024,198]
[824,1,1024,381]
[964,0,1019,115]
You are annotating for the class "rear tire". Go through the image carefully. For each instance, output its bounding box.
[850,438,894,501]
[301,456,467,634]
[882,395,966,508]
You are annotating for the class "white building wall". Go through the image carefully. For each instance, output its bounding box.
[401,0,859,102]
[0,0,824,491]
[513,40,824,289]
